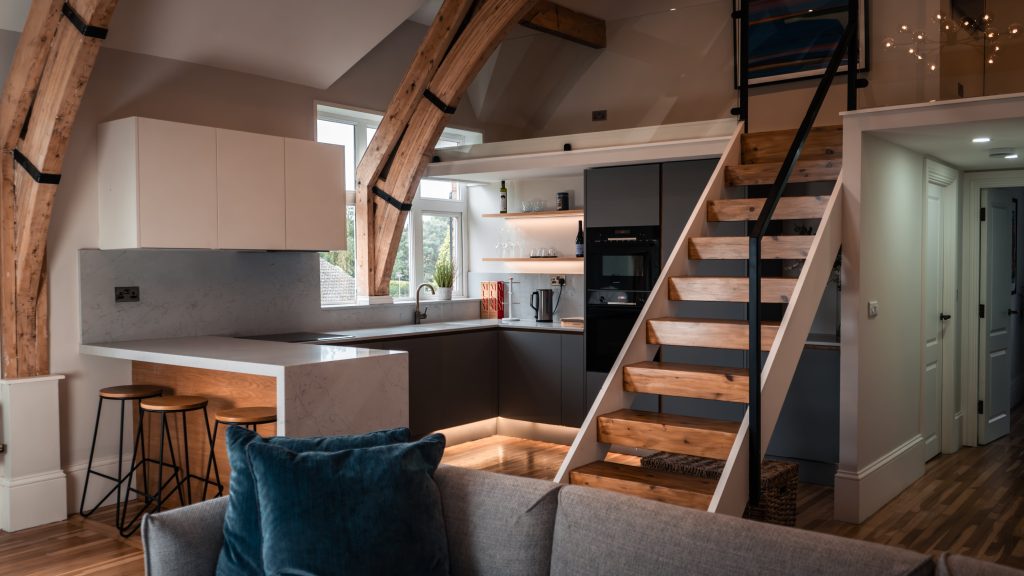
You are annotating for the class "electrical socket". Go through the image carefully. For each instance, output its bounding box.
[115,286,140,303]
[550,276,566,286]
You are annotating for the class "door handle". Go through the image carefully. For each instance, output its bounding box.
[1010,309,1020,316]
[940,313,951,321]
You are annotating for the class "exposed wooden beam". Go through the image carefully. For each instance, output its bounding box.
[0,0,117,377]
[356,0,538,296]
[520,0,605,49]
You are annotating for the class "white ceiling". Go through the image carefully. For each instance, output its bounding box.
[0,0,424,89]
[875,118,1024,171]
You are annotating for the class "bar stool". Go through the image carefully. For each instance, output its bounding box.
[204,406,277,498]
[79,385,164,528]
[120,395,222,536]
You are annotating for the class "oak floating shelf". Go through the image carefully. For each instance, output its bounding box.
[482,257,583,262]
[482,209,584,219]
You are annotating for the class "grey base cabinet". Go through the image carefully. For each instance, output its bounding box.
[362,330,497,436]
[498,331,585,428]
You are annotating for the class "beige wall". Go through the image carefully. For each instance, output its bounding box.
[941,0,1024,100]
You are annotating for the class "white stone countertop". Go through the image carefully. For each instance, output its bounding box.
[79,336,405,377]
[319,318,582,343]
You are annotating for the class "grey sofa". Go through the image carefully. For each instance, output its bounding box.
[142,465,1020,576]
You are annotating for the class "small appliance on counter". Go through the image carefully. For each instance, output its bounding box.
[530,288,555,322]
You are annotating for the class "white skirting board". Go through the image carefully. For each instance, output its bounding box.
[0,375,68,532]
[64,452,137,515]
[833,435,925,523]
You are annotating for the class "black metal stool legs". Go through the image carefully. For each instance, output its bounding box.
[79,397,132,523]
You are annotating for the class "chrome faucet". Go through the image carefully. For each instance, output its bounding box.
[414,283,435,324]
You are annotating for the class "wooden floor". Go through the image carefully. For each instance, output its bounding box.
[3,416,1021,575]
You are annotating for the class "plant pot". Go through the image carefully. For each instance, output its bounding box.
[436,287,453,300]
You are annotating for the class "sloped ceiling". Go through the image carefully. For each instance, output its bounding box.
[0,0,423,89]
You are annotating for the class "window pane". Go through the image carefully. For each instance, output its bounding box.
[436,138,460,149]
[319,206,357,306]
[317,119,355,190]
[421,214,460,292]
[390,218,411,299]
[420,179,459,200]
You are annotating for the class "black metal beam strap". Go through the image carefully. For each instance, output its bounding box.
[423,89,457,114]
[372,185,412,211]
[13,149,61,185]
[61,2,109,39]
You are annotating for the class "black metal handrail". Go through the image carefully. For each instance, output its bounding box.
[739,0,858,506]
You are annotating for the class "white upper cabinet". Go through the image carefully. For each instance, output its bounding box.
[285,138,345,251]
[99,117,218,249]
[217,129,286,249]
[98,117,346,251]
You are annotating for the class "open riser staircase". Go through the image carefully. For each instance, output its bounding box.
[554,122,844,515]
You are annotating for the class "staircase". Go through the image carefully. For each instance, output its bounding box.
[555,123,844,515]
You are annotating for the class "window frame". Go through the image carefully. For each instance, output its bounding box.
[315,102,478,303]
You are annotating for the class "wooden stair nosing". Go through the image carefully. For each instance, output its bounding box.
[597,409,738,460]
[741,125,843,164]
[725,159,841,187]
[668,276,796,303]
[688,235,812,260]
[646,317,779,351]
[623,361,749,403]
[570,460,716,509]
[706,195,829,222]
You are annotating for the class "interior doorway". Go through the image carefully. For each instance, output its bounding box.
[923,160,961,459]
[962,172,1024,447]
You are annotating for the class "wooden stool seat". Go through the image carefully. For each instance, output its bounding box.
[140,395,208,412]
[99,385,163,400]
[216,406,277,425]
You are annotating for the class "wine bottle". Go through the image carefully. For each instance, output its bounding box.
[499,180,508,213]
[575,220,584,257]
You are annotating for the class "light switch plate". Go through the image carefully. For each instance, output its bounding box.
[868,300,879,318]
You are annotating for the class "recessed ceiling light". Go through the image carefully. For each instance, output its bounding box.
[973,137,991,143]
[669,7,677,11]
[1007,154,1020,160]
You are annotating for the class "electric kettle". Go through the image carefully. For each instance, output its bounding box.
[530,289,554,322]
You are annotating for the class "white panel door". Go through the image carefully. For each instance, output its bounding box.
[217,129,286,249]
[922,183,944,460]
[137,118,217,248]
[284,138,346,251]
[979,190,1013,444]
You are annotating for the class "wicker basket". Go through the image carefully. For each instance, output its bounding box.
[640,452,799,526]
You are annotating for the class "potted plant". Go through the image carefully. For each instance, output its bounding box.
[433,246,455,301]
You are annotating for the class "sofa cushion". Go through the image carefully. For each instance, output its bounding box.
[434,465,563,576]
[248,433,449,576]
[142,496,228,576]
[551,485,935,576]
[215,425,410,576]
[938,554,1023,576]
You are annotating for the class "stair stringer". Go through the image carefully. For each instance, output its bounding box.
[710,175,844,515]
[554,123,746,491]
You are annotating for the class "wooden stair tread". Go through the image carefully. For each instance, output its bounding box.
[668,276,796,303]
[741,125,843,164]
[647,317,779,350]
[570,460,716,509]
[725,159,841,187]
[598,409,738,459]
[624,361,748,403]
[707,196,829,221]
[688,236,812,260]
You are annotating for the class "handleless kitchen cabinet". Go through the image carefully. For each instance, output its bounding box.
[98,117,218,249]
[285,138,346,250]
[499,330,562,426]
[584,164,660,228]
[560,333,586,427]
[217,129,286,249]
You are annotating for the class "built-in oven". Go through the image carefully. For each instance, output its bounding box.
[586,226,660,292]
[585,226,660,372]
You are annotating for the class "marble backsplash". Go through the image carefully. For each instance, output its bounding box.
[467,272,583,321]
[79,249,480,343]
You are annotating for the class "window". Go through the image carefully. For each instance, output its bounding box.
[316,103,481,306]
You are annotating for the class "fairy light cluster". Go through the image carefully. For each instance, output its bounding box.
[883,12,1022,71]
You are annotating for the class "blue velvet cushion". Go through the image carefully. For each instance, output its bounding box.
[215,426,411,576]
[247,433,449,576]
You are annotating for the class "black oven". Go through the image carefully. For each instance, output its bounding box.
[585,226,660,372]
[586,227,660,292]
